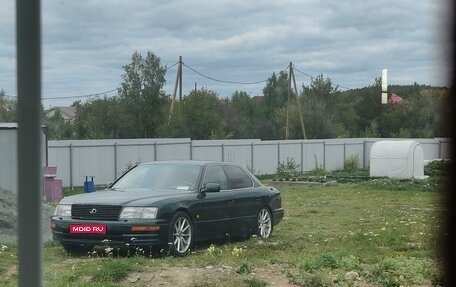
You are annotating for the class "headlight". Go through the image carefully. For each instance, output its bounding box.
[54,204,71,216]
[119,207,158,219]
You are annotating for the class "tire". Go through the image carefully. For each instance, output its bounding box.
[257,208,273,239]
[168,211,193,256]
[62,243,94,255]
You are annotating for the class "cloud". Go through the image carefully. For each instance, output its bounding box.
[0,0,450,106]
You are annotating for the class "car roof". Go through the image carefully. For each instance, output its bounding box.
[138,160,236,167]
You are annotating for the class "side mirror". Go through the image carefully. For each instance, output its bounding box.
[105,182,113,189]
[200,183,221,194]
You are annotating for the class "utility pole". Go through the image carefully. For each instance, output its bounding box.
[286,62,292,139]
[290,65,307,139]
[178,55,183,115]
[168,56,183,124]
[285,62,307,139]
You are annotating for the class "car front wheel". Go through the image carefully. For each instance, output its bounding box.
[257,208,272,239]
[168,211,193,256]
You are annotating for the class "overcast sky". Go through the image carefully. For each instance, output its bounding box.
[0,0,451,107]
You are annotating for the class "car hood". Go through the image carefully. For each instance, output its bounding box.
[58,188,189,206]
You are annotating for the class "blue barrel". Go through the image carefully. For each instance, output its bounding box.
[84,176,95,193]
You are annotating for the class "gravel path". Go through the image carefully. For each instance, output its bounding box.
[0,187,55,244]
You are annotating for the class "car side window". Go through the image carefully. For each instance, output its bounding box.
[223,165,253,189]
[204,166,229,190]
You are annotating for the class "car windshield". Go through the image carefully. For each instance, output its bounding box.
[112,164,201,191]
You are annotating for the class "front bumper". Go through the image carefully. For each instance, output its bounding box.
[51,216,169,247]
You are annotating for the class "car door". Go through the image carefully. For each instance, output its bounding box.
[192,165,236,240]
[222,165,263,236]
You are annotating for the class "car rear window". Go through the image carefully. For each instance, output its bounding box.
[223,165,253,189]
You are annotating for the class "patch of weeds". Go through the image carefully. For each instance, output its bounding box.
[299,252,340,271]
[287,271,329,287]
[339,255,361,270]
[237,262,253,274]
[370,256,440,287]
[91,259,138,282]
[244,277,267,287]
[359,178,442,192]
[205,244,224,257]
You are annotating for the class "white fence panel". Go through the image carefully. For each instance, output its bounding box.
[48,146,71,186]
[344,142,364,168]
[302,141,324,171]
[116,144,156,178]
[156,142,191,161]
[253,143,278,175]
[325,142,345,171]
[278,141,302,171]
[192,144,223,161]
[72,145,115,187]
[224,144,252,169]
[439,138,452,159]
[46,137,452,188]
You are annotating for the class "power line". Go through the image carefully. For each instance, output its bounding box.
[2,88,118,101]
[292,64,352,90]
[183,62,288,85]
[165,61,179,71]
[44,88,118,100]
[293,66,314,79]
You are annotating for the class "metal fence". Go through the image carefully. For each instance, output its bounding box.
[47,137,452,188]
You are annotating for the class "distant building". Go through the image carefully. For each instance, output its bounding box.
[45,106,76,122]
[251,95,264,102]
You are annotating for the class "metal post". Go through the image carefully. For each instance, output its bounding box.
[154,141,157,161]
[277,142,281,169]
[190,140,193,160]
[114,143,118,179]
[323,141,326,169]
[69,143,74,189]
[251,143,254,173]
[17,0,43,285]
[343,142,346,164]
[222,144,225,161]
[301,141,304,173]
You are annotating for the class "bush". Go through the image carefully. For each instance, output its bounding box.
[424,160,451,177]
[343,154,359,173]
[277,157,301,179]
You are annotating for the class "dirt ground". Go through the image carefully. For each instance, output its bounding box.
[123,264,298,287]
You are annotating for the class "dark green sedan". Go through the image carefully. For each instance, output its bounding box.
[51,160,284,256]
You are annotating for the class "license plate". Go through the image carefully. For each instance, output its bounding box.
[70,224,107,234]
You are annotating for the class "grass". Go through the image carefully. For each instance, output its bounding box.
[1,180,446,286]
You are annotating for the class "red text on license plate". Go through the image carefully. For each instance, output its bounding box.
[70,224,107,234]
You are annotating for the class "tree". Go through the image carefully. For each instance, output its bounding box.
[180,88,222,140]
[0,90,16,122]
[250,71,290,140]
[118,51,168,138]
[43,110,75,139]
[301,74,347,138]
[224,91,254,138]
[352,79,383,136]
[73,97,122,139]
[263,71,289,110]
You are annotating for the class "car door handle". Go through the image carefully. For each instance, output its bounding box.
[255,197,261,201]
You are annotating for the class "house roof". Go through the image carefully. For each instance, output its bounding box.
[45,106,76,121]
